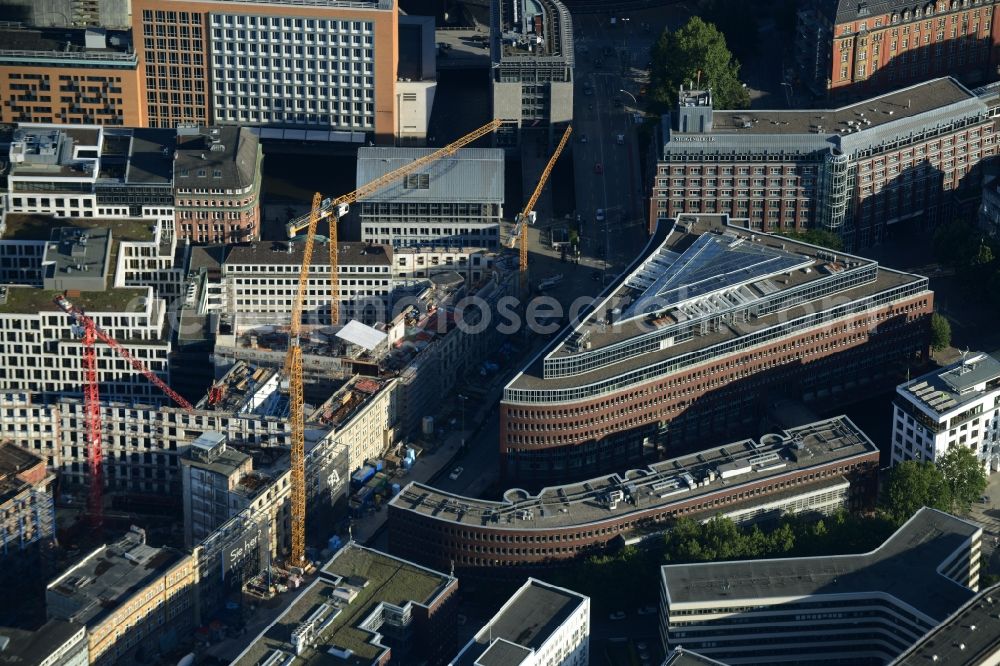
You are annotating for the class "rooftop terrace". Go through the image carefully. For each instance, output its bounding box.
[661,507,982,623]
[506,215,927,397]
[897,352,1000,417]
[232,543,454,666]
[0,286,149,315]
[2,213,156,243]
[390,416,878,531]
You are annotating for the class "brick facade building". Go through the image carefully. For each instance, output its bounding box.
[796,0,1000,101]
[652,78,997,250]
[500,215,932,486]
[389,417,880,572]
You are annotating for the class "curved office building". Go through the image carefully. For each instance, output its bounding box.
[500,214,933,485]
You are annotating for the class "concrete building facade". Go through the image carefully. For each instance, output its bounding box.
[659,508,983,665]
[453,578,590,666]
[356,147,504,250]
[653,78,996,250]
[131,0,399,140]
[500,215,933,486]
[389,417,880,571]
[46,526,196,666]
[892,351,1000,472]
[796,0,1000,101]
[491,0,573,146]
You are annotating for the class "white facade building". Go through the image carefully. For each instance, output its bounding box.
[356,147,504,250]
[5,125,176,231]
[210,240,393,326]
[892,352,1000,473]
[311,376,397,474]
[659,508,982,665]
[452,578,589,666]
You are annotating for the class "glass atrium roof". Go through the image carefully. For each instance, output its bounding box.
[624,232,811,320]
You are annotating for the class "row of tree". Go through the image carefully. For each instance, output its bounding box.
[549,446,988,611]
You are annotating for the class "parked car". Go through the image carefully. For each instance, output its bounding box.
[616,134,625,145]
[594,162,603,175]
[595,208,605,221]
[449,467,464,480]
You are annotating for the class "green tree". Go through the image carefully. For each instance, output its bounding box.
[882,460,953,524]
[775,228,844,251]
[938,445,988,513]
[649,16,750,115]
[930,312,951,352]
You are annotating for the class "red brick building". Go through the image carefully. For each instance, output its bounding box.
[499,215,932,486]
[796,0,1000,101]
[389,417,880,571]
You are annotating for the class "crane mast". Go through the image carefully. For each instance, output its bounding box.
[285,192,322,565]
[53,293,195,529]
[282,122,502,563]
[516,125,573,284]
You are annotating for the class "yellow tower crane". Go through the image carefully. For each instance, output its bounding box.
[285,191,321,566]
[285,119,503,326]
[513,125,573,287]
[282,119,502,565]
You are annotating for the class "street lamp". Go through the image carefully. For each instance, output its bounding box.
[780,82,793,107]
[618,89,637,106]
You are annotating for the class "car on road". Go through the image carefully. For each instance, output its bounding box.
[609,611,626,620]
[594,58,603,68]
[981,495,991,504]
[591,271,602,281]
[449,467,464,480]
[594,162,603,175]
[595,208,605,221]
[579,134,588,143]
[616,134,625,145]
[583,86,593,96]
[637,605,657,615]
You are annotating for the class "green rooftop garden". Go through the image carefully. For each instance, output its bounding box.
[2,214,156,243]
[0,287,149,314]
[235,545,450,666]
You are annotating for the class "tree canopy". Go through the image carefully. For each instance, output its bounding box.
[649,16,750,115]
[938,445,989,512]
[930,312,952,352]
[882,460,953,523]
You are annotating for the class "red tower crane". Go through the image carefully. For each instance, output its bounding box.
[53,293,195,528]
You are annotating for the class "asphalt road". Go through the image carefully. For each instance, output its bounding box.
[570,14,656,282]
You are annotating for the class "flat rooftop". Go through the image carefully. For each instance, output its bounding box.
[706,77,973,137]
[222,240,392,268]
[0,286,149,315]
[891,582,1000,666]
[495,0,573,63]
[898,352,1000,417]
[506,215,927,394]
[232,543,454,666]
[661,507,981,623]
[454,578,586,666]
[118,128,176,185]
[2,213,156,243]
[174,126,259,191]
[0,620,82,666]
[43,226,110,282]
[46,529,184,627]
[356,147,504,203]
[9,126,100,178]
[390,416,878,531]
